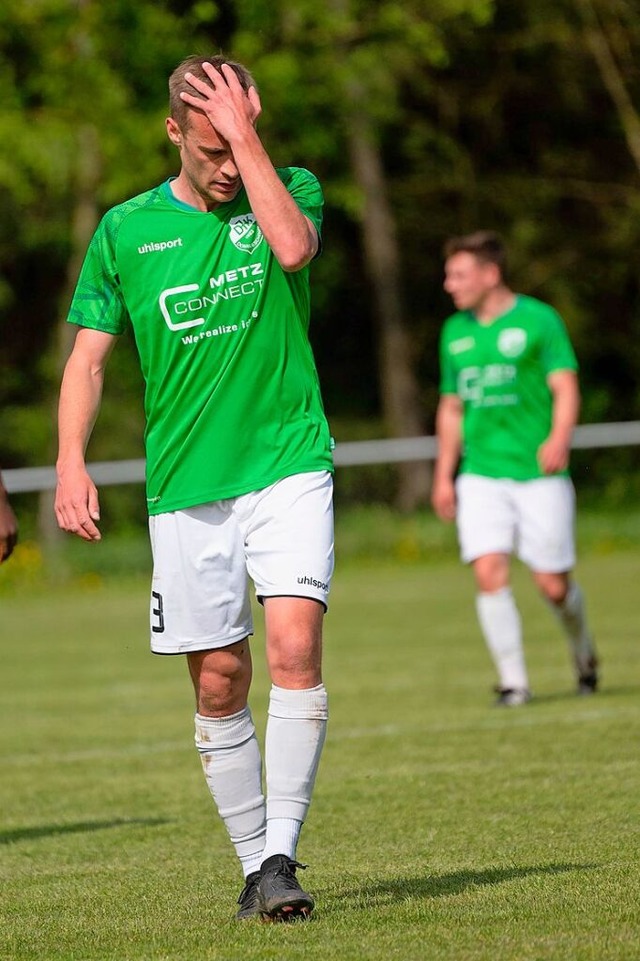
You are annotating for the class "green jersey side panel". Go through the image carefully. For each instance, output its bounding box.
[68,168,333,513]
[438,295,578,480]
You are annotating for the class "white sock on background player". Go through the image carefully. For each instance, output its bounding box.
[548,580,596,674]
[476,587,529,691]
[195,709,266,877]
[261,683,328,863]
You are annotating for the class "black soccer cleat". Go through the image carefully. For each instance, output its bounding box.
[236,871,262,920]
[578,656,599,696]
[494,686,532,707]
[257,854,314,921]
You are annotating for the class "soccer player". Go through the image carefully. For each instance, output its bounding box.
[0,468,18,563]
[431,230,598,706]
[55,55,333,920]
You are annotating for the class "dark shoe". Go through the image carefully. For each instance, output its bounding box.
[236,871,262,920]
[578,656,599,695]
[257,854,314,921]
[494,686,532,707]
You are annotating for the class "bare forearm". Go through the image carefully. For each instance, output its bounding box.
[55,319,116,539]
[434,400,463,480]
[550,376,580,445]
[56,354,104,473]
[431,397,462,521]
[229,128,317,270]
[538,370,579,474]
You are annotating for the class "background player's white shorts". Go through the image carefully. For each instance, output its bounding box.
[148,471,334,655]
[455,473,576,571]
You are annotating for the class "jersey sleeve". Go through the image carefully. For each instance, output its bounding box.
[67,211,129,335]
[278,167,324,237]
[540,307,578,375]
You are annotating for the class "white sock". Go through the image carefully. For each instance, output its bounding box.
[476,588,528,690]
[261,683,328,863]
[549,581,596,674]
[195,709,266,877]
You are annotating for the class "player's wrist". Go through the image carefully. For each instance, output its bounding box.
[548,430,572,449]
[56,455,88,477]
[224,121,259,149]
[434,463,456,483]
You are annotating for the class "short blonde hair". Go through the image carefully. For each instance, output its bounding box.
[168,54,257,130]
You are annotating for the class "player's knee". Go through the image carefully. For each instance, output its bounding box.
[536,573,569,605]
[191,647,252,716]
[196,677,249,716]
[267,634,322,687]
[474,567,509,593]
[472,553,510,593]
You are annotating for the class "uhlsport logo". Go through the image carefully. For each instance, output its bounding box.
[297,574,330,592]
[497,327,527,358]
[229,214,263,254]
[138,237,183,255]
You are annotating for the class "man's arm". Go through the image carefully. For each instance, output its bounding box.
[0,470,18,563]
[538,369,580,475]
[181,63,318,271]
[55,327,119,541]
[431,393,463,522]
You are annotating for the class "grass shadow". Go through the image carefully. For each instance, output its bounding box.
[0,817,171,845]
[528,685,639,706]
[330,862,598,912]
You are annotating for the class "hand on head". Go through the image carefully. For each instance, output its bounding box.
[180,62,261,142]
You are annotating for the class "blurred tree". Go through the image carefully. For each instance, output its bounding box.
[575,0,640,173]
[419,0,640,428]
[2,0,640,527]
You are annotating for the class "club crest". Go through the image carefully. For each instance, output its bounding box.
[497,327,527,358]
[229,214,263,254]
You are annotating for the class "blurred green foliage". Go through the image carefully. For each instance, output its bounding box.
[2,0,640,527]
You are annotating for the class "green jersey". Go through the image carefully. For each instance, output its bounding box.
[438,295,578,480]
[68,169,333,515]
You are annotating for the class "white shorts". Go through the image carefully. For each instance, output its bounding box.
[148,471,334,655]
[455,473,576,571]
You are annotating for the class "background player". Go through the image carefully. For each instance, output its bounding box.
[431,230,598,706]
[55,55,333,920]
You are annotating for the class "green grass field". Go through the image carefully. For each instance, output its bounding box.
[1,535,639,960]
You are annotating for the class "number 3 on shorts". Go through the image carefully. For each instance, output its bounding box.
[151,590,165,633]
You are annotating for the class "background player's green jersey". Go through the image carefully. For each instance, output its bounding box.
[68,169,333,515]
[439,295,578,480]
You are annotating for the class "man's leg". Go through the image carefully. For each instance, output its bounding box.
[518,477,598,695]
[473,552,531,704]
[262,597,327,858]
[237,470,333,918]
[532,571,599,693]
[255,596,328,919]
[188,642,267,916]
[455,476,528,705]
[149,504,268,918]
